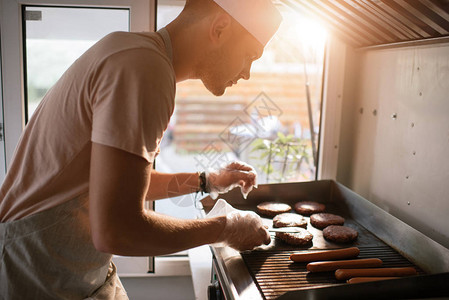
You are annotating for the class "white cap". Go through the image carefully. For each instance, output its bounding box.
[213,0,282,46]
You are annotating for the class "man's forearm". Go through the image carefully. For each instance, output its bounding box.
[146,170,201,200]
[107,211,226,256]
[89,143,227,256]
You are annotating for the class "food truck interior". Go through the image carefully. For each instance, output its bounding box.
[1,0,448,299]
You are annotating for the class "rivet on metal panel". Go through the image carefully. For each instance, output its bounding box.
[360,108,364,114]
[413,151,416,155]
[419,92,422,96]
[372,109,377,116]
[417,67,420,71]
[406,175,410,179]
[334,145,338,149]
[411,122,415,128]
[391,113,397,120]
[407,202,411,205]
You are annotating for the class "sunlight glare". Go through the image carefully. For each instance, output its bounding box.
[281,11,327,51]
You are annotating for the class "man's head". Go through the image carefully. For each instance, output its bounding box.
[212,0,282,47]
[168,0,282,96]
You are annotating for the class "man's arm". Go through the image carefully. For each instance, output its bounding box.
[146,170,200,201]
[89,142,225,256]
[146,161,258,201]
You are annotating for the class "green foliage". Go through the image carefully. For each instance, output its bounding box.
[250,132,309,183]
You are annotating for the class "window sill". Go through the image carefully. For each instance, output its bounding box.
[188,245,213,300]
[114,255,192,278]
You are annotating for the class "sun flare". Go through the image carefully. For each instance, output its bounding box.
[281,11,328,50]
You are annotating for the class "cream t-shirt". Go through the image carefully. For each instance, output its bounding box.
[0,30,175,221]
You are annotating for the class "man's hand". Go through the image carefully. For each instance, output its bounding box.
[217,209,271,251]
[206,161,258,199]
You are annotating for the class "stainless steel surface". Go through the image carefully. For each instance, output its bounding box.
[337,41,449,250]
[202,180,449,299]
[281,0,449,48]
[336,183,449,274]
[211,246,263,300]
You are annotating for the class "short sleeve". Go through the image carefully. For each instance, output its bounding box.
[90,48,175,163]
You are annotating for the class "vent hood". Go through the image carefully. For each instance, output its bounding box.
[282,0,449,48]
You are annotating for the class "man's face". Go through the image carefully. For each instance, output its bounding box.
[199,27,264,96]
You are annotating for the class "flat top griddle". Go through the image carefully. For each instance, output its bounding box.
[234,202,423,299]
[202,180,449,300]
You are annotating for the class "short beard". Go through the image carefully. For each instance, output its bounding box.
[202,79,226,96]
[196,48,228,97]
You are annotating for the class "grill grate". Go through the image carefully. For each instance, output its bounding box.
[241,246,423,300]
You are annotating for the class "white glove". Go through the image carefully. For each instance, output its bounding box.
[208,199,270,251]
[219,210,271,251]
[206,161,257,200]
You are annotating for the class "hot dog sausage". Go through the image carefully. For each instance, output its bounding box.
[290,247,360,263]
[307,258,383,272]
[347,277,399,284]
[335,267,417,280]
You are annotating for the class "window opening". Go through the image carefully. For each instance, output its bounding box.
[22,5,129,122]
[155,1,327,218]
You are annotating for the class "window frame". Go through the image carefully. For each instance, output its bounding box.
[317,36,346,181]
[0,0,156,170]
[0,19,6,181]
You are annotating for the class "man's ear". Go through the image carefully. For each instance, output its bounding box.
[209,12,232,45]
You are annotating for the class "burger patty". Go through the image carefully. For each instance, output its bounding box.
[276,229,314,246]
[323,225,358,243]
[294,201,326,216]
[257,202,292,217]
[310,213,345,229]
[273,213,307,228]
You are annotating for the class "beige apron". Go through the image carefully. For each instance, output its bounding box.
[0,195,128,300]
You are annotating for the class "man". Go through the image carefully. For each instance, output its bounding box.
[0,0,282,298]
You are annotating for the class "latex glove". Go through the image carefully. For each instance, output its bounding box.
[206,161,257,200]
[219,210,271,251]
[207,199,270,251]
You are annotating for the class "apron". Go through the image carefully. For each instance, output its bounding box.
[0,195,128,300]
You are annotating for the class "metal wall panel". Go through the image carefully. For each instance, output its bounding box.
[337,42,449,249]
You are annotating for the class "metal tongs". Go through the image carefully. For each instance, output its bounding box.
[268,227,305,233]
